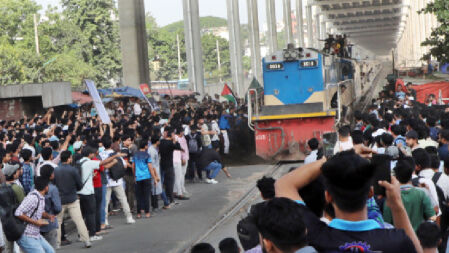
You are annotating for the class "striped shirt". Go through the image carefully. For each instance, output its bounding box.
[14,190,45,238]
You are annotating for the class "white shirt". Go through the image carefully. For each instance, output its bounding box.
[412,173,440,213]
[77,157,100,195]
[211,120,220,141]
[36,160,57,177]
[133,103,142,115]
[23,143,36,158]
[418,138,439,149]
[100,149,125,187]
[420,169,449,199]
[333,137,353,155]
[304,150,318,164]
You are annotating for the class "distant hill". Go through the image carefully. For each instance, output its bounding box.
[162,16,227,33]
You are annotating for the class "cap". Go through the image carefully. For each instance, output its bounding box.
[406,130,418,139]
[2,163,20,177]
[73,141,83,151]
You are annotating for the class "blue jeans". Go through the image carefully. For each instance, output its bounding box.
[159,170,170,206]
[17,235,54,253]
[204,161,222,179]
[101,184,107,224]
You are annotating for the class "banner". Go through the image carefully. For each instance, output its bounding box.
[413,81,449,104]
[139,83,160,111]
[85,79,111,124]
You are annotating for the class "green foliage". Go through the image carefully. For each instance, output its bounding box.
[161,16,227,34]
[419,0,449,63]
[201,33,230,80]
[0,0,120,87]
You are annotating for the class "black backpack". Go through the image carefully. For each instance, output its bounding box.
[0,184,39,241]
[108,154,126,181]
[412,175,446,213]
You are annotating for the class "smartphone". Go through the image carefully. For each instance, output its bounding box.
[372,154,392,197]
[322,132,337,159]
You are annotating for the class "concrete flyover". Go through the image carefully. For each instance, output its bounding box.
[310,0,409,56]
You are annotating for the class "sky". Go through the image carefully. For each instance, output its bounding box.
[36,0,290,27]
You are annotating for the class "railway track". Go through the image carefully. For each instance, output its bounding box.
[179,162,296,253]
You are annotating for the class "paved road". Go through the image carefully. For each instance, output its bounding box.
[59,163,276,253]
[199,163,299,251]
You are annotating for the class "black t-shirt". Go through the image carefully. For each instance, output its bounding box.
[298,203,416,253]
[159,139,181,170]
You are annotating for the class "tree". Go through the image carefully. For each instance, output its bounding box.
[420,0,449,63]
[201,33,230,80]
[61,0,122,86]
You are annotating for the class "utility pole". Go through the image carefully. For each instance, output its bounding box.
[216,39,222,82]
[177,33,182,81]
[33,14,40,55]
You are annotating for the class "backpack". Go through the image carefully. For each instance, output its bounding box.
[188,133,199,153]
[0,185,40,241]
[108,154,126,181]
[412,175,446,212]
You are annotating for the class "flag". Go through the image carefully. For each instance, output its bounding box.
[139,83,160,111]
[221,83,237,105]
[84,80,111,124]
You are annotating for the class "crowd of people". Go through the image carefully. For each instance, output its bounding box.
[189,82,449,253]
[322,34,352,58]
[0,96,249,253]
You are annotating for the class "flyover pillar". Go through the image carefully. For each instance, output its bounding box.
[247,0,263,85]
[226,0,244,96]
[283,0,293,46]
[183,0,205,94]
[117,0,150,89]
[295,0,305,47]
[306,1,314,48]
[266,0,278,54]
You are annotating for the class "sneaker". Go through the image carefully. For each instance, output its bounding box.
[126,217,136,224]
[60,239,71,246]
[206,178,218,184]
[177,195,190,200]
[84,241,92,248]
[90,235,103,241]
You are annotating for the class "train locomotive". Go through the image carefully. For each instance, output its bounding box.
[248,44,358,160]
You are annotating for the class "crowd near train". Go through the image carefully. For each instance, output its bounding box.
[2,36,449,253]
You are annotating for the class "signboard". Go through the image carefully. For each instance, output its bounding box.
[84,79,111,124]
[266,63,284,70]
[139,83,160,111]
[300,60,318,68]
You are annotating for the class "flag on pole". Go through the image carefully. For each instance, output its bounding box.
[221,83,237,105]
[139,83,160,111]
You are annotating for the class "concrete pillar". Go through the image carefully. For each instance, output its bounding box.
[295,0,305,47]
[117,0,150,89]
[247,0,263,85]
[321,21,326,43]
[266,0,278,54]
[315,14,320,49]
[227,0,244,96]
[306,1,313,48]
[283,0,293,46]
[183,0,204,94]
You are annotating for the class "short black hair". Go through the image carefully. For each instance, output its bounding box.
[60,150,72,163]
[20,149,32,162]
[381,133,394,146]
[338,125,350,137]
[321,150,375,212]
[35,176,49,191]
[351,130,364,145]
[102,136,112,149]
[40,164,54,180]
[394,157,415,184]
[307,138,319,150]
[41,147,53,160]
[82,146,97,157]
[151,135,160,144]
[190,243,215,253]
[253,198,307,251]
[417,222,441,249]
[256,176,275,200]
[412,148,431,170]
[139,140,148,149]
[298,177,325,218]
[218,238,239,253]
